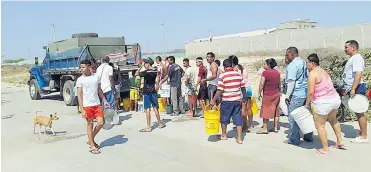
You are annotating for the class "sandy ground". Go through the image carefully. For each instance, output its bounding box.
[1,83,371,172]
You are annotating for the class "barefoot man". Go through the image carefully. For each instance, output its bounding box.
[77,60,110,154]
[210,58,247,144]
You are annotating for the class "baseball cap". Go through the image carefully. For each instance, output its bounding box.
[143,57,154,65]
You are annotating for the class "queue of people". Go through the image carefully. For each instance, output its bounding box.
[75,39,368,154]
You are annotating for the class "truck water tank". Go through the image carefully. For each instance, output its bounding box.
[71,33,98,38]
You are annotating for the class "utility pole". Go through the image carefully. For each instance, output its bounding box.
[160,22,165,57]
[51,24,56,42]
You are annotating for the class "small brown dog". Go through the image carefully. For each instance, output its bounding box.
[33,111,59,136]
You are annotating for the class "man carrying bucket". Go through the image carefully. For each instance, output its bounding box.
[343,40,368,143]
[210,58,247,144]
[283,47,314,146]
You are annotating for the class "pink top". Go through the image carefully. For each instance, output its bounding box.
[312,69,337,101]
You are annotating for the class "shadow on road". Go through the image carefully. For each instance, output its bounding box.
[41,94,63,101]
[340,124,360,138]
[100,135,128,149]
[297,135,336,150]
[119,114,132,122]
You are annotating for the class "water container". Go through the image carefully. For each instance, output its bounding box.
[279,94,288,116]
[348,94,369,113]
[102,109,120,130]
[166,104,173,114]
[138,101,144,113]
[158,98,166,112]
[122,98,131,111]
[290,106,316,134]
[204,105,220,135]
[159,84,170,98]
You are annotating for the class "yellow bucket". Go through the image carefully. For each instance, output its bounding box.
[122,98,131,111]
[251,97,259,115]
[204,105,220,135]
[158,98,165,112]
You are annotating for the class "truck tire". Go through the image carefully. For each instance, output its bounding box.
[72,33,98,38]
[63,80,76,106]
[29,79,41,100]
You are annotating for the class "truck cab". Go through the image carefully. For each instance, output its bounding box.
[28,33,141,106]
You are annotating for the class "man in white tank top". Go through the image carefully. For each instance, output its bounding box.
[201,52,219,105]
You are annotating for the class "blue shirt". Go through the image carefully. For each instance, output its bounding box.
[168,64,184,87]
[285,57,308,98]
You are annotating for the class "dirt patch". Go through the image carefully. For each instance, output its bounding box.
[1,65,30,85]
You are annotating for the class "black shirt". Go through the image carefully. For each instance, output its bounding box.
[168,64,184,87]
[139,69,157,94]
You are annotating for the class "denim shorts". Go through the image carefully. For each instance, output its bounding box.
[220,101,242,126]
[143,93,159,110]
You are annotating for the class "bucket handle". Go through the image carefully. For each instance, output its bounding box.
[205,104,219,111]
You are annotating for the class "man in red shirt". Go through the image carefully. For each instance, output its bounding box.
[210,58,247,144]
[194,57,209,117]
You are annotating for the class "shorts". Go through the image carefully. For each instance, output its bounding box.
[220,101,242,126]
[311,96,341,115]
[208,84,218,102]
[143,93,159,110]
[197,85,209,100]
[83,105,104,120]
[102,90,115,110]
[130,89,140,100]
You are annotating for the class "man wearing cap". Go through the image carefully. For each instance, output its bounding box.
[96,56,116,110]
[136,57,164,132]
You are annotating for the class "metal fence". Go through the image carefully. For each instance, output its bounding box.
[185,23,371,57]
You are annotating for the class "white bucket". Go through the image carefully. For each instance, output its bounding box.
[102,109,120,130]
[290,106,316,134]
[159,84,170,98]
[279,94,288,116]
[348,94,369,113]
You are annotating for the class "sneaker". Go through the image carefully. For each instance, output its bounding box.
[350,136,369,143]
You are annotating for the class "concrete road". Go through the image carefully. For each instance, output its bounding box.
[1,83,370,172]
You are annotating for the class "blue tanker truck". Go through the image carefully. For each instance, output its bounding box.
[28,33,141,106]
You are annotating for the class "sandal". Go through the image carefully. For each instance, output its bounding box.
[331,144,347,150]
[86,142,100,149]
[139,128,152,132]
[158,124,166,129]
[268,129,278,133]
[217,135,228,140]
[256,130,269,134]
[315,149,329,155]
[89,148,101,154]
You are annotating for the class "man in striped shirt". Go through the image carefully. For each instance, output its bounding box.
[210,58,247,144]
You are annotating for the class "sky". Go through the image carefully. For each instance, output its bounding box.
[1,1,371,59]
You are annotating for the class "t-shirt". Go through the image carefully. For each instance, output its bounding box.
[285,57,309,98]
[342,54,365,92]
[198,65,207,86]
[129,77,137,88]
[185,67,195,86]
[139,69,157,94]
[96,63,113,93]
[76,74,101,107]
[262,69,281,95]
[168,64,184,87]
[217,68,246,102]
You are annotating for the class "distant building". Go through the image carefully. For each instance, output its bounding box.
[272,18,317,32]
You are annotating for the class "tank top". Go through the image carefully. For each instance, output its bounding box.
[312,68,337,101]
[207,62,219,86]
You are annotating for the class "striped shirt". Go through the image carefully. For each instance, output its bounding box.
[217,68,246,101]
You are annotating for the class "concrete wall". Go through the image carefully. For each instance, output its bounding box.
[185,23,371,58]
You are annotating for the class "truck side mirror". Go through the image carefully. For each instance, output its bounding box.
[42,46,47,50]
[35,57,39,66]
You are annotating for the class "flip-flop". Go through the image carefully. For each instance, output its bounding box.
[315,149,329,155]
[268,129,278,133]
[86,142,100,149]
[89,149,101,154]
[256,131,269,134]
[158,125,166,129]
[217,135,228,140]
[236,140,243,144]
[331,144,347,150]
[139,128,152,132]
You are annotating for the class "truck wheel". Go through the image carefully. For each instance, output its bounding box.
[63,80,76,106]
[71,33,98,38]
[29,79,41,100]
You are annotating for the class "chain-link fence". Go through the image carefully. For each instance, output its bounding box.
[185,23,371,58]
